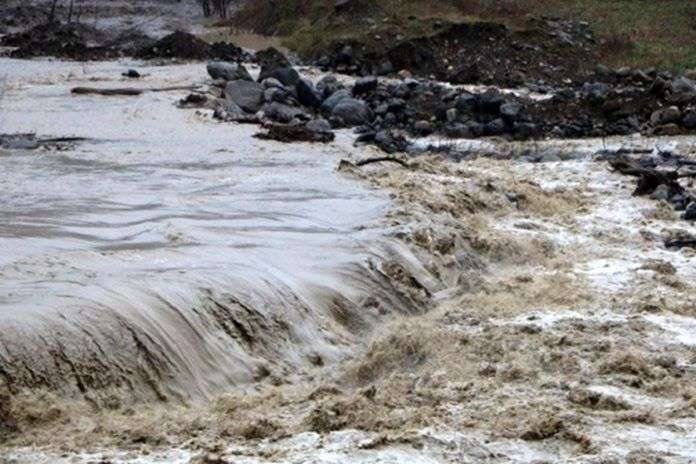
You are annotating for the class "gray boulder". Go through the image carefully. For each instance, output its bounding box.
[650,106,682,126]
[306,118,332,134]
[224,80,264,113]
[263,102,308,123]
[353,76,378,96]
[262,78,284,89]
[207,62,252,81]
[296,78,322,108]
[331,98,373,126]
[267,67,300,87]
[671,77,696,95]
[317,75,343,99]
[321,89,351,113]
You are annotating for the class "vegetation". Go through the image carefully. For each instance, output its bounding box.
[228,0,696,71]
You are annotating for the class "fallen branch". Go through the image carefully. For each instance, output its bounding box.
[71,85,201,96]
[354,156,410,168]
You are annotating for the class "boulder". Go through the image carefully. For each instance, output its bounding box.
[353,76,378,96]
[413,120,433,135]
[650,106,682,126]
[296,78,322,108]
[214,99,255,122]
[224,80,264,113]
[331,98,373,126]
[263,102,308,123]
[207,61,252,81]
[683,110,696,129]
[306,118,333,134]
[500,102,521,122]
[262,78,284,89]
[317,75,343,99]
[321,89,351,113]
[683,202,696,221]
[671,77,696,96]
[267,67,300,87]
[256,47,299,86]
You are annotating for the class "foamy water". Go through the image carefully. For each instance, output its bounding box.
[0,58,399,401]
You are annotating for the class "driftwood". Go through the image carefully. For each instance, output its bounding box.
[354,156,410,167]
[607,154,685,196]
[665,238,696,249]
[71,85,200,96]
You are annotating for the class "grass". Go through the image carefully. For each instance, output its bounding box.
[227,0,696,72]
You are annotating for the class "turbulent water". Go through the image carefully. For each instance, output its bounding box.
[0,59,416,402]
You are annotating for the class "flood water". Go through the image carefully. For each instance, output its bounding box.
[0,58,394,401]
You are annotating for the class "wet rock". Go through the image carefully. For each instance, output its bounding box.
[322,89,352,113]
[500,102,521,122]
[224,80,264,113]
[214,99,255,122]
[650,106,682,126]
[122,69,141,79]
[263,86,289,104]
[138,31,210,59]
[353,76,378,96]
[332,98,373,126]
[306,118,332,134]
[316,75,343,99]
[649,184,672,201]
[683,110,696,129]
[262,78,284,89]
[683,202,696,221]
[296,78,322,108]
[255,122,335,143]
[207,61,252,81]
[256,47,299,86]
[0,392,18,434]
[263,102,308,124]
[413,120,433,135]
[670,76,696,96]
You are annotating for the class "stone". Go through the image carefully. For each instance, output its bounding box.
[224,80,264,113]
[296,78,322,108]
[649,184,672,202]
[263,102,308,123]
[331,98,373,126]
[262,78,284,89]
[321,89,351,113]
[316,75,343,99]
[122,69,141,78]
[671,77,696,96]
[683,202,696,221]
[306,118,332,134]
[207,61,252,81]
[683,110,696,129]
[500,102,521,121]
[650,106,682,126]
[353,76,378,96]
[446,108,458,123]
[413,120,433,135]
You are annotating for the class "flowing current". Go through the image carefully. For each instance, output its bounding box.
[0,58,412,402]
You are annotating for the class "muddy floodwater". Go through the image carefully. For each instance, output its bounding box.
[0,58,398,401]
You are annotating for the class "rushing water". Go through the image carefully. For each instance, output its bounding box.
[0,58,401,401]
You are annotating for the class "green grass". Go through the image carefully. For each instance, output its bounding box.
[229,0,696,71]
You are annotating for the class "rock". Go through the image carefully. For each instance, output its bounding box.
[683,110,696,129]
[671,77,696,96]
[331,98,373,126]
[683,202,696,221]
[484,118,506,136]
[454,93,476,112]
[316,75,343,99]
[321,89,351,113]
[475,89,504,113]
[263,87,289,104]
[262,78,284,89]
[255,122,335,143]
[214,99,255,122]
[268,67,301,87]
[582,82,610,100]
[445,123,470,138]
[256,47,291,77]
[353,76,378,96]
[685,69,696,81]
[207,61,252,81]
[500,102,521,121]
[0,392,17,434]
[296,78,322,108]
[122,69,141,78]
[650,106,682,126]
[650,184,672,201]
[263,102,308,123]
[224,80,264,113]
[413,120,433,135]
[654,123,682,136]
[207,61,253,81]
[306,118,333,135]
[446,108,458,123]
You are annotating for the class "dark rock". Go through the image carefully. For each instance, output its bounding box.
[122,69,141,78]
[484,118,506,136]
[475,89,504,113]
[650,106,682,126]
[413,120,433,135]
[224,80,264,113]
[321,89,351,113]
[137,31,210,59]
[445,123,471,138]
[306,118,333,134]
[316,75,343,99]
[263,102,308,123]
[454,93,476,112]
[214,100,257,123]
[207,61,252,81]
[671,77,696,96]
[263,87,289,104]
[262,78,284,89]
[500,102,521,122]
[683,110,696,129]
[582,82,610,100]
[683,202,696,221]
[257,47,297,85]
[331,98,373,126]
[255,123,335,143]
[353,77,378,96]
[296,78,322,108]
